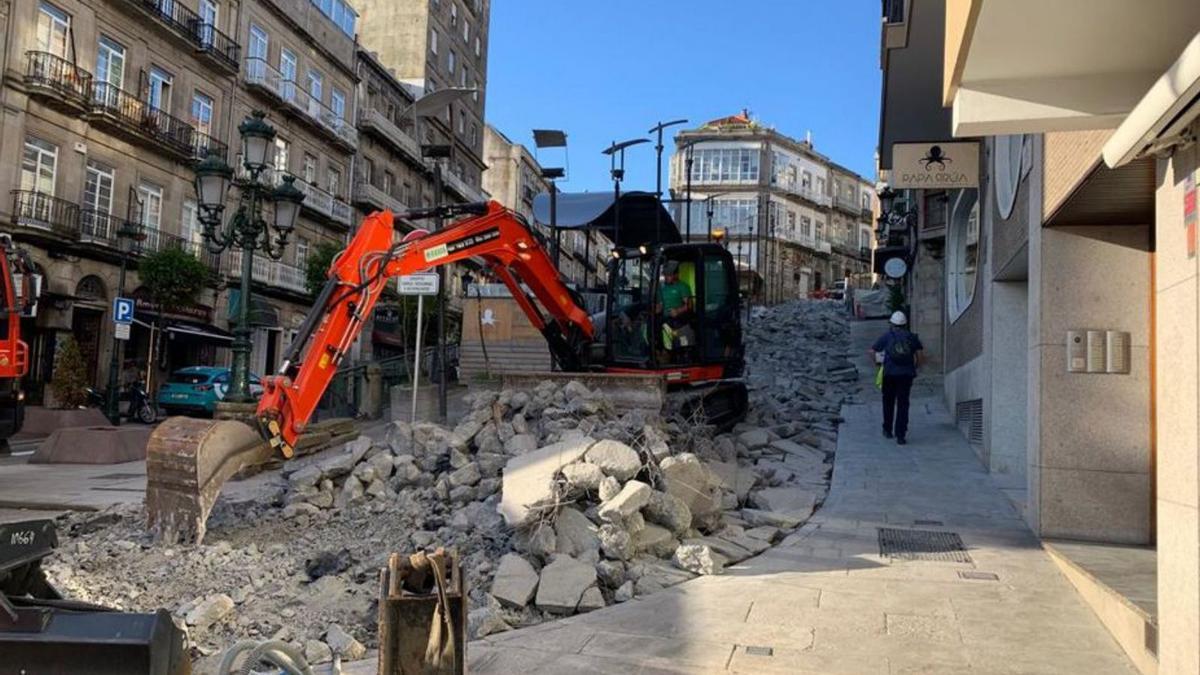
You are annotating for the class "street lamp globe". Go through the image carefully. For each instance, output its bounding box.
[194,152,232,216]
[239,110,276,174]
[271,175,304,234]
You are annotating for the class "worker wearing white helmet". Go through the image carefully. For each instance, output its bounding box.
[868,310,924,445]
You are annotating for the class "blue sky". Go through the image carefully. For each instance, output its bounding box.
[485,1,882,193]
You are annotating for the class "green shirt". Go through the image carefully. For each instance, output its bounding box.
[660,280,690,313]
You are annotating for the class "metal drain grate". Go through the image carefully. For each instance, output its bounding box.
[878,528,972,563]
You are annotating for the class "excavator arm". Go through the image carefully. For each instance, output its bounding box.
[258,200,594,455]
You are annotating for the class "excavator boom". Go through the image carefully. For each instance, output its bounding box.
[146,202,598,543]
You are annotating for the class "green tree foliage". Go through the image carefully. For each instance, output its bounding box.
[138,247,209,314]
[886,283,907,314]
[304,241,344,297]
[50,336,89,408]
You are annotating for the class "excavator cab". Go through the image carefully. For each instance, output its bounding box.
[604,243,746,425]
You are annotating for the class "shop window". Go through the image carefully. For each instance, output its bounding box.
[947,189,980,321]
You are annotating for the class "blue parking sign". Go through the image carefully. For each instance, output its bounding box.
[113,297,135,324]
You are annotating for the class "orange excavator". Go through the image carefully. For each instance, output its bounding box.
[145,201,747,543]
[0,234,33,449]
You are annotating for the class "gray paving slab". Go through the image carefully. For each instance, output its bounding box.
[467,320,1136,674]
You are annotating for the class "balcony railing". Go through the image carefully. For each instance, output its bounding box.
[353,180,408,215]
[24,51,92,107]
[290,174,352,226]
[224,249,308,294]
[816,241,833,255]
[78,209,123,246]
[776,181,832,208]
[834,194,862,214]
[122,0,239,71]
[90,81,193,158]
[357,108,423,164]
[191,131,228,162]
[244,58,357,150]
[12,191,80,239]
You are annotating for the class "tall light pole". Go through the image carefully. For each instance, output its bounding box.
[603,138,650,251]
[676,139,705,241]
[103,218,145,424]
[402,88,476,422]
[532,129,568,267]
[703,192,729,242]
[648,119,687,243]
[193,111,304,403]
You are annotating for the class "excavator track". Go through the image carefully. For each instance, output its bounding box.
[145,416,273,545]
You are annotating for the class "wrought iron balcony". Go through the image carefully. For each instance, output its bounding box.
[244,58,357,150]
[833,193,863,215]
[224,249,308,294]
[78,209,123,247]
[442,168,487,204]
[815,240,833,255]
[289,174,353,227]
[24,51,92,112]
[352,180,408,215]
[144,229,221,271]
[357,108,423,164]
[119,0,239,72]
[11,190,80,239]
[90,82,192,158]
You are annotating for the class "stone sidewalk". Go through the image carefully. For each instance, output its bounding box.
[463,343,1136,673]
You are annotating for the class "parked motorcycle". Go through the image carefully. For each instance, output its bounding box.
[86,381,156,424]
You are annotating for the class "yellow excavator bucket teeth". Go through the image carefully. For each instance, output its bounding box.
[145,416,272,545]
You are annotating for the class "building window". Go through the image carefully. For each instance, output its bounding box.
[689,198,757,236]
[884,0,905,24]
[800,216,812,241]
[448,50,456,75]
[303,154,317,183]
[331,88,346,119]
[947,189,980,321]
[182,199,201,244]
[249,24,268,61]
[363,157,374,185]
[801,171,812,188]
[273,137,289,174]
[859,227,872,250]
[327,165,342,196]
[383,170,394,195]
[307,69,323,102]
[138,182,163,241]
[994,135,1025,220]
[279,48,297,101]
[21,137,57,195]
[688,148,760,184]
[468,124,477,146]
[96,36,125,89]
[474,36,480,57]
[450,2,457,26]
[430,29,439,55]
[36,2,71,57]
[296,236,310,265]
[816,176,826,194]
[147,66,172,111]
[462,18,470,42]
[83,161,114,215]
[460,65,468,87]
[191,92,213,136]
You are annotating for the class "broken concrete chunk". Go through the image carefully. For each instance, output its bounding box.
[584,439,642,481]
[287,465,323,490]
[741,508,806,529]
[449,462,482,487]
[325,623,367,661]
[660,454,720,526]
[706,461,757,502]
[561,462,605,493]
[490,553,540,609]
[595,559,626,589]
[534,556,597,614]
[738,428,771,449]
[643,490,692,537]
[672,544,727,576]
[635,523,679,558]
[683,536,753,563]
[614,580,635,602]
[749,487,817,521]
[554,506,601,558]
[577,585,605,613]
[185,593,234,631]
[598,523,634,561]
[497,436,595,527]
[597,480,651,523]
[304,640,333,665]
[598,475,621,502]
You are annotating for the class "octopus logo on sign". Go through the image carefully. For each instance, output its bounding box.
[919,146,952,171]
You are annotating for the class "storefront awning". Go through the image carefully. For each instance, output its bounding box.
[166,320,234,343]
[1103,32,1200,168]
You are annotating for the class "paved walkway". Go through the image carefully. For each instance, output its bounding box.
[466,324,1136,674]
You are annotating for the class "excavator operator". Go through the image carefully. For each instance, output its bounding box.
[658,260,696,360]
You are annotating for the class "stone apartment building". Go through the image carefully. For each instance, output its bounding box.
[879,1,1200,672]
[351,0,488,204]
[670,112,874,304]
[0,0,361,402]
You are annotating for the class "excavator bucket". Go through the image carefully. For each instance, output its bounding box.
[145,416,272,545]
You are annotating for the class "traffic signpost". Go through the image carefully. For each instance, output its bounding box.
[398,274,440,423]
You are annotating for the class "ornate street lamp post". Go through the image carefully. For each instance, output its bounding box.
[192,111,304,403]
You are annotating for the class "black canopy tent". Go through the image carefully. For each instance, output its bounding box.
[531,191,681,247]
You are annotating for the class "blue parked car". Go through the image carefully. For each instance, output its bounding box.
[158,366,263,417]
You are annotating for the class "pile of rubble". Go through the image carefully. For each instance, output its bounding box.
[43,299,855,669]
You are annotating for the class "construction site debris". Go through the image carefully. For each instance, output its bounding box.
[42,299,855,669]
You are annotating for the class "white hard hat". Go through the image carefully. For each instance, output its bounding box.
[889,311,908,326]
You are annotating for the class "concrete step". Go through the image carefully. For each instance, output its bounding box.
[1045,539,1158,675]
